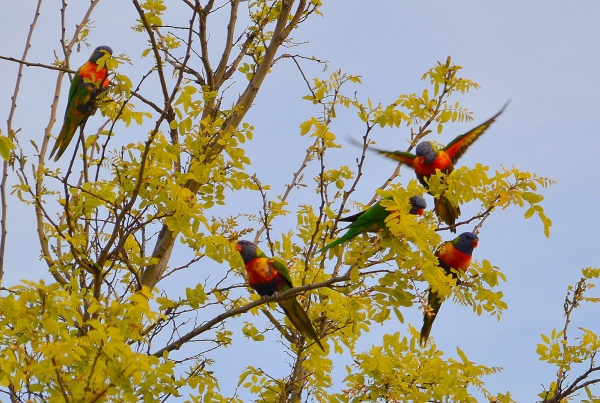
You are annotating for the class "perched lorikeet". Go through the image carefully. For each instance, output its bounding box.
[235,240,325,351]
[420,231,479,346]
[317,195,427,254]
[49,45,113,161]
[366,103,508,231]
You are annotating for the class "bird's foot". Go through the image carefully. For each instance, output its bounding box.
[264,291,280,301]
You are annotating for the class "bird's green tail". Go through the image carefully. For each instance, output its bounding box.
[420,290,443,346]
[317,229,358,255]
[279,298,325,352]
[49,120,80,162]
[434,195,460,233]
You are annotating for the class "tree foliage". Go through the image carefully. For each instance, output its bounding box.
[0,1,596,402]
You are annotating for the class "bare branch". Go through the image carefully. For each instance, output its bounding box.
[213,0,240,86]
[1,0,44,281]
[196,1,215,88]
[0,55,75,74]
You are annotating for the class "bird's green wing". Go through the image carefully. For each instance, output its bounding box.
[268,256,294,290]
[317,203,389,253]
[253,244,293,286]
[442,101,510,164]
[347,201,388,230]
[66,68,83,107]
[318,201,392,254]
[49,70,91,160]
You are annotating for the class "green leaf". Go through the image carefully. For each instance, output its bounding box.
[350,266,359,283]
[0,136,11,161]
[299,120,313,135]
[522,191,544,204]
[456,347,469,364]
[524,207,535,219]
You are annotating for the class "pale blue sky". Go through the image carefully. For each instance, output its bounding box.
[1,1,599,401]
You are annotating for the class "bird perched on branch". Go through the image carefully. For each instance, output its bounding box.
[50,45,113,161]
[317,195,427,254]
[236,240,325,351]
[363,102,509,231]
[420,231,479,346]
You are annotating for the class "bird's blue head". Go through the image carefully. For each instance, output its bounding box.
[454,232,479,254]
[236,240,258,264]
[415,141,437,164]
[89,46,113,64]
[409,195,427,216]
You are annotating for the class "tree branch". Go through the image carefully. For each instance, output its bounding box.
[213,0,240,86]
[152,268,351,357]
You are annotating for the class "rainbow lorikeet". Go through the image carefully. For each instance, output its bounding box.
[420,231,479,346]
[49,45,113,161]
[235,240,325,351]
[318,195,427,254]
[367,103,508,231]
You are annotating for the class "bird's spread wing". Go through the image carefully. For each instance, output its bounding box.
[347,136,417,166]
[372,148,416,166]
[443,101,510,164]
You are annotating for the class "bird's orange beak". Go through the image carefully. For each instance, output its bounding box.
[235,243,242,252]
[472,239,479,248]
[417,209,424,216]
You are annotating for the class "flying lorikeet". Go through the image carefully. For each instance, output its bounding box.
[235,240,325,351]
[49,45,113,161]
[366,103,508,231]
[317,195,427,254]
[420,231,479,346]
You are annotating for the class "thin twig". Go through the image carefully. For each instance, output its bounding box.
[0,55,75,74]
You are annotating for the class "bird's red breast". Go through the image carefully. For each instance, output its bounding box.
[79,61,110,88]
[437,242,473,272]
[413,151,454,177]
[244,258,285,290]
